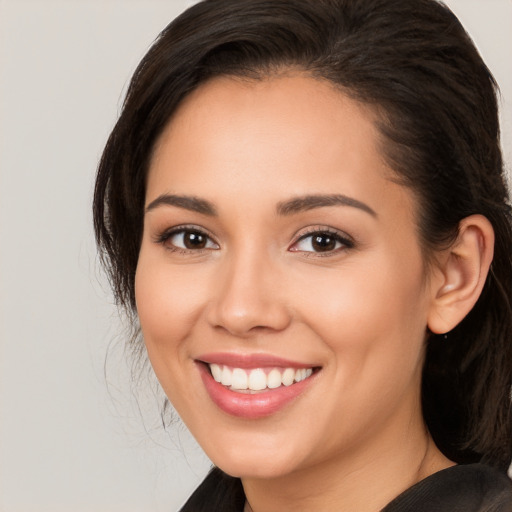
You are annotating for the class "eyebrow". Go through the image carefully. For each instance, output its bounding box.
[145,193,376,218]
[277,194,377,217]
[145,194,217,216]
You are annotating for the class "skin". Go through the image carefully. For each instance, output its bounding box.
[135,74,459,511]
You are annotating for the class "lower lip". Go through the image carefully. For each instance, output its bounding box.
[198,363,317,419]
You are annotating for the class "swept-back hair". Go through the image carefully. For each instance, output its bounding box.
[94,0,512,471]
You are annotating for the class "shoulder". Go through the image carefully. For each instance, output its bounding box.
[382,464,512,512]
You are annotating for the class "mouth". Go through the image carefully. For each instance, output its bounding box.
[196,353,320,419]
[208,363,314,393]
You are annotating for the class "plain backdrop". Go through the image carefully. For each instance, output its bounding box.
[0,1,510,511]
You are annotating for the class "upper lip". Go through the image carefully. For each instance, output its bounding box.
[196,352,318,369]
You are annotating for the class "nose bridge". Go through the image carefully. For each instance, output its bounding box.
[207,240,290,335]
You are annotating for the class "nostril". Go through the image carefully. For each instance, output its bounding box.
[207,302,291,336]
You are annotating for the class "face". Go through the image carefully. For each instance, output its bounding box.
[135,74,437,479]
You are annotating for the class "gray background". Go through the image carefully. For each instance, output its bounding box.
[0,1,510,510]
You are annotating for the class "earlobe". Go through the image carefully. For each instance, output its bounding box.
[427,215,494,335]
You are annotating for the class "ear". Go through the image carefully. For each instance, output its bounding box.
[427,215,494,335]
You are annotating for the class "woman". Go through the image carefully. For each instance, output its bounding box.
[93,0,512,510]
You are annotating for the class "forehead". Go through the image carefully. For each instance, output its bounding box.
[154,73,381,161]
[147,73,412,221]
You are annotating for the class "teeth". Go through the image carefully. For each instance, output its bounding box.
[208,364,314,392]
[210,363,222,382]
[231,368,248,390]
[267,369,282,389]
[282,368,295,386]
[248,368,267,391]
[221,365,232,386]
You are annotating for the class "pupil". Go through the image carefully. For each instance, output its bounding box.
[312,234,336,252]
[184,231,206,249]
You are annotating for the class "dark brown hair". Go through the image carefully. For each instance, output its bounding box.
[94,0,512,471]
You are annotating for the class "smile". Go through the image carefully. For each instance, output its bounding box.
[197,354,320,419]
[209,364,314,393]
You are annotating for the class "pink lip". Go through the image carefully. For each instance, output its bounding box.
[197,352,314,369]
[196,357,319,419]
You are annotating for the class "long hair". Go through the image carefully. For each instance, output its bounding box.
[94,0,512,471]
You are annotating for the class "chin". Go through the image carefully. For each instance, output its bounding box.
[201,432,306,480]
[214,455,298,480]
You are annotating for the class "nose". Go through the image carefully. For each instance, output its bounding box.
[206,249,291,337]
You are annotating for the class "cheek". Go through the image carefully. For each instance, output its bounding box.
[134,257,208,411]
[134,254,206,386]
[136,255,200,341]
[298,250,429,376]
[295,258,428,442]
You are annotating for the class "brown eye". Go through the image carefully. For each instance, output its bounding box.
[159,228,219,251]
[183,231,208,249]
[311,234,337,252]
[290,230,353,254]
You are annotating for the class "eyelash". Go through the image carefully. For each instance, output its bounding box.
[290,227,354,256]
[154,226,354,256]
[154,225,219,254]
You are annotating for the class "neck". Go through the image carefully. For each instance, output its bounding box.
[242,420,453,512]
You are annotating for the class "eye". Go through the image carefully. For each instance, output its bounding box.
[290,230,353,254]
[157,227,219,252]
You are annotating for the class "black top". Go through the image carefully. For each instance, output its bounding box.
[381,464,512,512]
[180,463,512,511]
